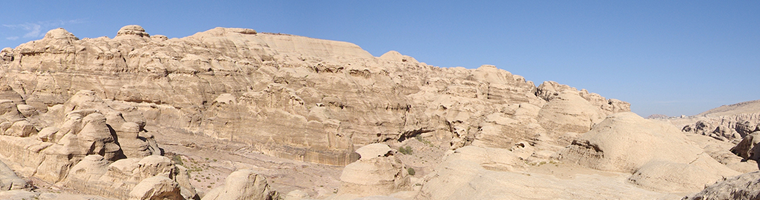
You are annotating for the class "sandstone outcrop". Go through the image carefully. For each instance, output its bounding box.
[416,145,671,200]
[0,160,29,191]
[685,171,760,200]
[0,25,629,167]
[338,143,410,197]
[730,131,760,161]
[202,169,279,200]
[675,100,760,142]
[60,155,198,199]
[129,176,184,200]
[0,25,646,199]
[0,84,189,199]
[559,112,740,192]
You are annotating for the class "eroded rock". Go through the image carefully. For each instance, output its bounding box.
[202,169,278,200]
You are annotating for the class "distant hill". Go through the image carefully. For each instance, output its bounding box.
[698,100,760,117]
[646,114,669,119]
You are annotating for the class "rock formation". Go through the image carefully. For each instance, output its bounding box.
[730,131,760,161]
[202,169,279,200]
[59,154,198,199]
[0,25,630,168]
[560,112,739,192]
[0,25,664,200]
[416,145,672,200]
[675,100,760,142]
[685,171,760,200]
[338,143,411,197]
[0,160,29,191]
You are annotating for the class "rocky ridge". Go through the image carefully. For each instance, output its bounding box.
[0,25,629,168]
[2,25,753,200]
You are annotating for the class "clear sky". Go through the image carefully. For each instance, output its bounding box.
[2,1,758,117]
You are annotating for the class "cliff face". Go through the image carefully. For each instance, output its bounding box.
[0,25,629,166]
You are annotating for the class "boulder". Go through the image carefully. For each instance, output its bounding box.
[117,25,150,38]
[128,176,183,200]
[338,143,410,197]
[731,131,760,161]
[202,169,279,200]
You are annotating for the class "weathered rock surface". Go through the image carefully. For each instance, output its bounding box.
[416,145,672,200]
[560,112,740,192]
[0,190,118,200]
[685,171,760,200]
[202,169,279,200]
[129,176,184,200]
[0,81,188,199]
[673,100,760,142]
[731,131,760,161]
[338,144,410,197]
[0,25,629,167]
[0,160,28,191]
[0,25,641,199]
[59,154,198,199]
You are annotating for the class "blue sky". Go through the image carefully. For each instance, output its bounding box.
[1,1,758,117]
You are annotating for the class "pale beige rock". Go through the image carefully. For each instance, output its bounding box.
[339,144,410,197]
[379,51,418,63]
[355,143,393,161]
[0,160,28,190]
[37,193,117,200]
[117,25,150,38]
[137,155,175,179]
[669,100,760,142]
[685,171,760,200]
[0,26,629,167]
[128,176,183,200]
[60,155,196,199]
[284,190,308,200]
[202,169,278,200]
[65,155,109,183]
[536,81,629,115]
[560,112,739,192]
[0,190,38,200]
[0,26,641,199]
[417,145,671,200]
[686,133,759,173]
[628,160,731,192]
[3,121,37,137]
[537,91,605,144]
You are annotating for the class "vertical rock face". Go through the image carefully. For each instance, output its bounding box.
[0,25,629,167]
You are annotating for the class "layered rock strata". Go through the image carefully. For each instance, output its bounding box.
[0,25,630,166]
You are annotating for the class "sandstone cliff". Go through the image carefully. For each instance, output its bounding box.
[0,25,630,167]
